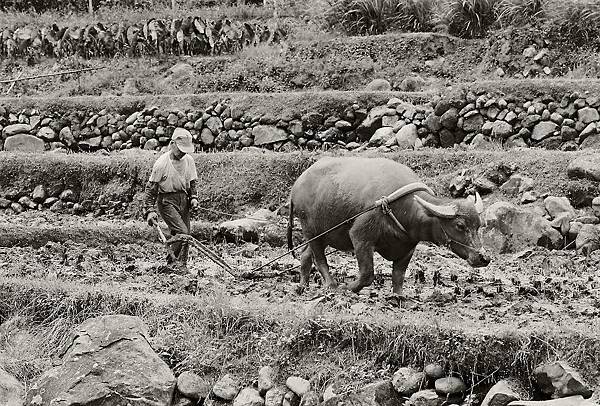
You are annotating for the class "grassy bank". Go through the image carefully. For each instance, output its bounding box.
[1,149,598,221]
[1,277,599,394]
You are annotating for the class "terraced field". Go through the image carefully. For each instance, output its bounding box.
[1,1,600,405]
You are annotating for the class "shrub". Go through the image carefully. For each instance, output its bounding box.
[495,0,545,27]
[545,0,600,47]
[325,0,403,35]
[444,0,498,38]
[396,0,436,32]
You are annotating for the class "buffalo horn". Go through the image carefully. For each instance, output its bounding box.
[474,191,484,214]
[414,195,456,218]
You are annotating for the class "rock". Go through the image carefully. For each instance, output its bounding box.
[491,121,513,139]
[424,364,444,380]
[0,367,24,406]
[508,396,597,406]
[580,133,600,150]
[462,114,485,133]
[3,133,44,152]
[323,385,337,402]
[26,315,175,406]
[577,107,600,124]
[318,127,342,142]
[481,379,524,406]
[531,121,558,142]
[500,174,534,196]
[37,126,56,141]
[18,196,36,210]
[169,62,194,77]
[32,185,47,203]
[533,361,593,399]
[265,386,287,406]
[253,125,288,146]
[473,176,497,194]
[365,79,391,91]
[369,127,394,146]
[441,108,459,129]
[551,212,572,235]
[483,201,563,253]
[568,156,600,181]
[522,114,541,128]
[544,196,575,218]
[234,387,264,406]
[434,377,466,395]
[300,391,320,406]
[407,390,440,406]
[439,129,455,148]
[259,366,276,395]
[424,115,442,132]
[213,374,241,400]
[144,138,160,150]
[59,127,76,146]
[217,209,277,243]
[593,197,600,217]
[0,198,11,209]
[561,126,578,141]
[579,123,597,142]
[177,371,210,400]
[575,224,600,255]
[395,124,418,149]
[200,128,215,146]
[354,381,402,406]
[284,391,300,406]
[399,75,425,91]
[392,367,425,396]
[2,123,31,139]
[321,393,372,406]
[286,376,310,397]
[206,116,224,134]
[10,202,24,214]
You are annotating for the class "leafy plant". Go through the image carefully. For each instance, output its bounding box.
[444,0,497,38]
[326,0,403,35]
[495,0,545,27]
[397,0,435,32]
[545,0,600,47]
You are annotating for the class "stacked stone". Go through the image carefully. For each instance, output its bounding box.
[1,91,600,152]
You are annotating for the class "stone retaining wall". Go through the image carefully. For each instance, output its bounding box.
[2,89,600,153]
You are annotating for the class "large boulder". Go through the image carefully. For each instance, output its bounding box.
[26,315,176,406]
[252,126,288,146]
[3,134,44,152]
[567,155,600,181]
[482,201,563,253]
[533,361,593,399]
[395,124,418,149]
[216,209,278,243]
[369,127,394,146]
[0,367,24,406]
[365,79,391,91]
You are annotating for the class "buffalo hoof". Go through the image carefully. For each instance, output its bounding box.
[385,293,406,307]
[295,284,308,295]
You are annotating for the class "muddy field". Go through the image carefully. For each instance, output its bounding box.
[2,212,600,333]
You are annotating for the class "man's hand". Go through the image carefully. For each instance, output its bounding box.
[190,198,199,211]
[147,211,158,227]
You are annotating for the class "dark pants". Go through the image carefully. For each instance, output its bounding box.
[157,192,190,265]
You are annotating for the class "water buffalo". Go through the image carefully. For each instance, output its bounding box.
[287,156,490,295]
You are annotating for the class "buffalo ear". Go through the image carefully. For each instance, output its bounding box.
[414,195,457,218]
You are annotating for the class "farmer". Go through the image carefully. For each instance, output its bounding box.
[144,128,200,272]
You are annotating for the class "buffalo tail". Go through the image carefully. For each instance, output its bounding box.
[287,199,296,259]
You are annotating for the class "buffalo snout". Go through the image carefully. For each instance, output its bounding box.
[468,248,491,267]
